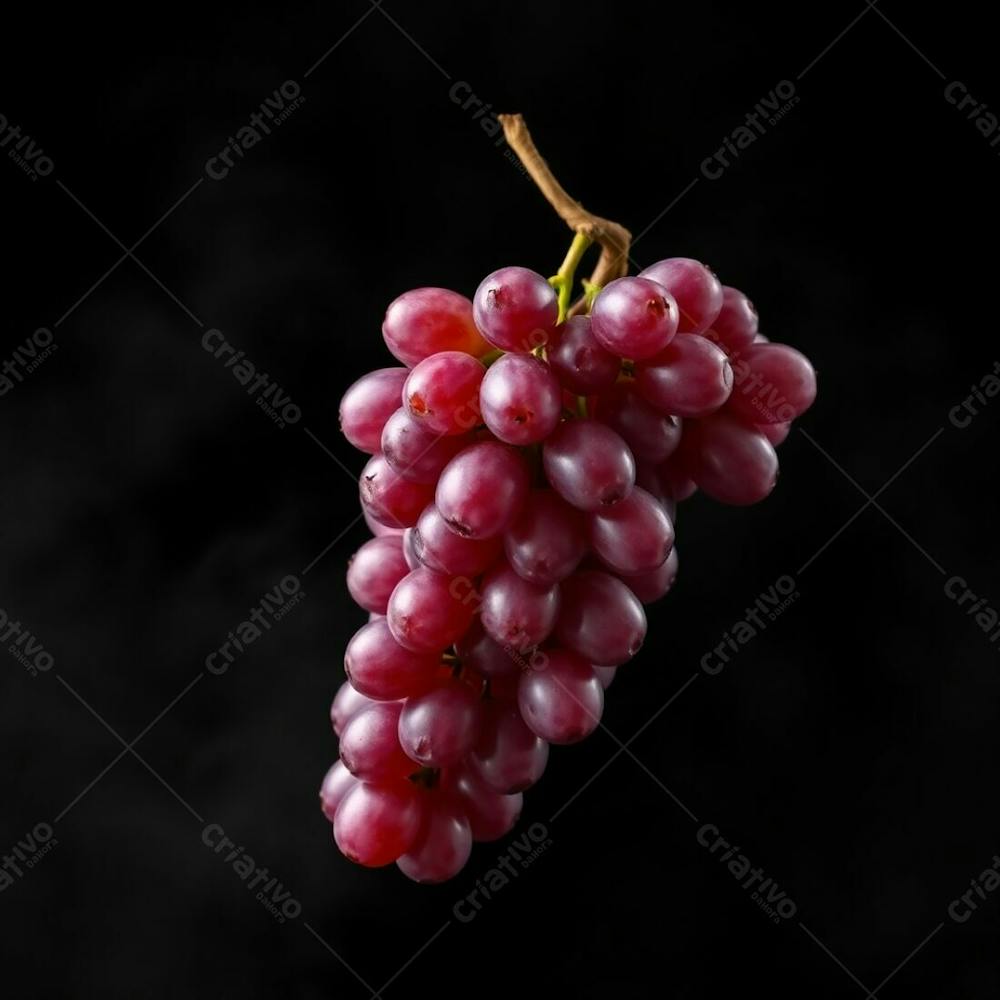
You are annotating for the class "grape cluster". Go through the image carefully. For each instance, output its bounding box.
[322,258,816,882]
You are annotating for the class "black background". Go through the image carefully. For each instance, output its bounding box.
[2,1,999,996]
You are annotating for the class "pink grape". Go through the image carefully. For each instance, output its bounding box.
[359,454,435,528]
[398,679,482,767]
[727,343,817,424]
[682,413,779,505]
[518,648,604,744]
[412,504,502,576]
[590,276,679,360]
[480,560,560,649]
[473,266,558,352]
[636,333,734,418]
[339,368,409,453]
[595,382,682,464]
[703,286,758,356]
[589,486,674,575]
[638,257,723,335]
[555,570,647,666]
[504,489,586,586]
[470,701,549,793]
[479,352,561,445]
[547,315,621,394]
[403,352,485,435]
[382,287,489,366]
[619,546,679,603]
[441,766,522,841]
[397,797,473,883]
[339,701,415,781]
[333,780,424,867]
[381,408,468,483]
[387,567,476,652]
[344,619,440,700]
[455,620,522,678]
[436,441,530,538]
[320,761,358,822]
[346,535,410,614]
[331,681,376,736]
[542,420,635,510]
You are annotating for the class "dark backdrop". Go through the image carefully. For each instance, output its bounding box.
[2,1,998,996]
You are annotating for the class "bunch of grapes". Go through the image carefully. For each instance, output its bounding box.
[321,256,816,882]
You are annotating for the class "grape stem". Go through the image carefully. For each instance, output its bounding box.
[499,113,632,315]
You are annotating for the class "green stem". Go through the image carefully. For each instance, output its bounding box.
[549,231,593,324]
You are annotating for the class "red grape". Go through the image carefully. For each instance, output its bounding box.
[320,761,357,822]
[703,285,757,355]
[594,382,682,464]
[518,648,604,744]
[591,276,679,360]
[359,454,435,528]
[636,333,733,418]
[403,351,485,435]
[480,560,560,649]
[547,315,620,394]
[383,287,488,366]
[346,535,410,614]
[504,489,586,586]
[381,408,468,483]
[543,419,636,511]
[480,352,561,445]
[682,413,779,505]
[727,343,817,424]
[339,701,415,781]
[339,368,408,453]
[344,618,440,700]
[441,765,522,841]
[638,257,723,335]
[555,570,647,666]
[589,486,674,575]
[436,441,530,538]
[397,796,473,883]
[412,504,502,576]
[398,679,482,767]
[334,780,424,867]
[471,700,549,792]
[473,266,558,352]
[387,567,476,653]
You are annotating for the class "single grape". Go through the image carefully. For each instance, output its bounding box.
[480,560,560,649]
[344,618,440,700]
[402,352,485,436]
[542,420,635,511]
[440,766,523,841]
[397,796,473,883]
[555,570,647,666]
[518,648,604,744]
[398,678,482,767]
[339,368,409,453]
[333,780,424,867]
[339,701,415,781]
[638,257,723,335]
[383,287,488,366]
[619,545,679,603]
[359,454,435,528]
[479,353,561,445]
[590,276,679,360]
[589,485,674,575]
[320,761,358,822]
[636,333,733,418]
[387,567,476,653]
[436,441,530,538]
[682,413,779,505]
[504,489,586,586]
[455,620,523,677]
[412,504,503,577]
[726,343,817,424]
[547,315,620,394]
[473,266,558,352]
[330,681,376,736]
[346,535,410,614]
[470,700,549,793]
[381,408,468,483]
[703,286,758,356]
[594,382,682,464]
